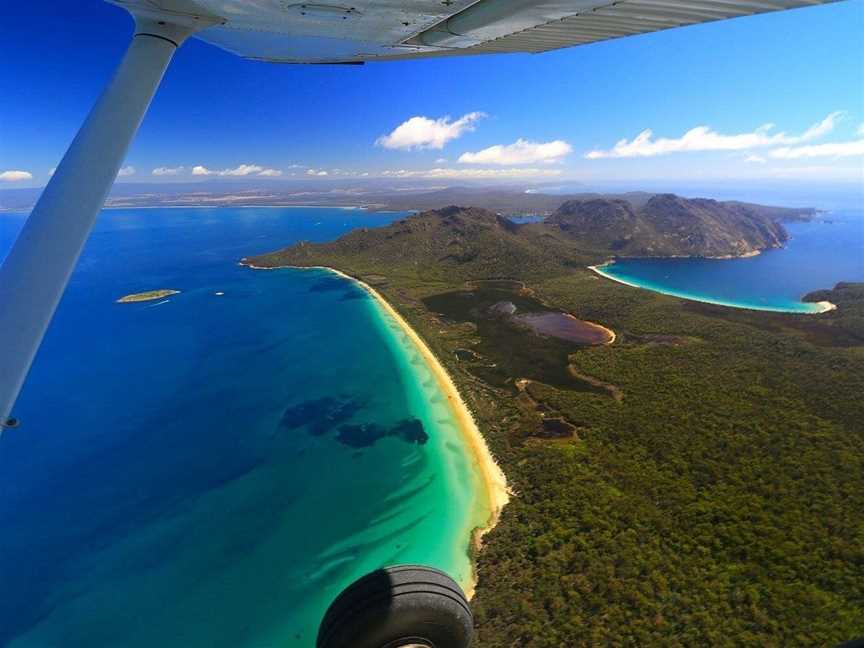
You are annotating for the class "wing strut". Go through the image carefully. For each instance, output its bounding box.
[0,16,203,432]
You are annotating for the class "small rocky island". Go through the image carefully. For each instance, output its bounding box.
[116,290,180,303]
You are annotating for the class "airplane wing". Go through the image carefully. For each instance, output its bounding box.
[110,0,841,64]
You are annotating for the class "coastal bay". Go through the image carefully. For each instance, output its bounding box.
[588,262,837,313]
[0,207,501,647]
[584,211,862,315]
[241,261,511,596]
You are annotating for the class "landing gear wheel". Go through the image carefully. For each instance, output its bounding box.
[317,565,474,648]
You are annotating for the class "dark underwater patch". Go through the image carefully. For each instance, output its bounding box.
[280,396,364,437]
[279,398,426,448]
[339,288,367,301]
[308,277,348,292]
[336,418,428,448]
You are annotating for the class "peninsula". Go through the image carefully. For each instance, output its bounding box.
[246,202,864,646]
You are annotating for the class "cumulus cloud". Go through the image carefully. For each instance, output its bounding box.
[117,166,136,177]
[768,139,864,159]
[745,155,766,164]
[380,167,562,179]
[586,111,844,159]
[223,164,265,176]
[376,112,485,150]
[306,169,329,176]
[152,166,184,176]
[0,170,33,182]
[192,164,281,177]
[459,139,572,165]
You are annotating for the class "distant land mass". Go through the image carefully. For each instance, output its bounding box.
[244,201,863,646]
[0,183,820,223]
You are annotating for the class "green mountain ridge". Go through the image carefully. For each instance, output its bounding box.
[248,194,813,273]
[545,193,792,258]
[248,204,589,280]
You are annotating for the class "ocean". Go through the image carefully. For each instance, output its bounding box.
[0,207,490,647]
[595,210,864,313]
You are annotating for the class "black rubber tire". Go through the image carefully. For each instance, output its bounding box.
[316,564,474,648]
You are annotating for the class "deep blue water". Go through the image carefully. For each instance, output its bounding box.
[0,207,487,647]
[598,210,864,313]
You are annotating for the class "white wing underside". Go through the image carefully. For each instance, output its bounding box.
[112,0,840,64]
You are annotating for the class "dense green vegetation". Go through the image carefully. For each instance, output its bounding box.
[249,207,863,646]
[546,193,800,258]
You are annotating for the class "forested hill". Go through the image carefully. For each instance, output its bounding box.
[246,205,590,280]
[248,195,814,273]
[545,193,799,258]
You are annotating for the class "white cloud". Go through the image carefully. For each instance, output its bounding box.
[381,167,562,179]
[768,139,864,159]
[222,164,263,177]
[858,124,864,136]
[0,170,33,182]
[435,157,447,164]
[586,111,845,159]
[152,166,184,176]
[459,139,572,165]
[306,169,329,176]
[117,165,136,177]
[192,164,281,177]
[796,112,845,141]
[376,112,485,151]
[745,155,766,164]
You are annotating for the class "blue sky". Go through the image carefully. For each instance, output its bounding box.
[1,0,862,189]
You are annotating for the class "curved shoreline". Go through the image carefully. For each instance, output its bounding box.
[588,263,836,315]
[242,260,510,598]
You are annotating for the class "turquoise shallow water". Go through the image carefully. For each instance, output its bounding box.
[0,207,488,647]
[596,211,864,313]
